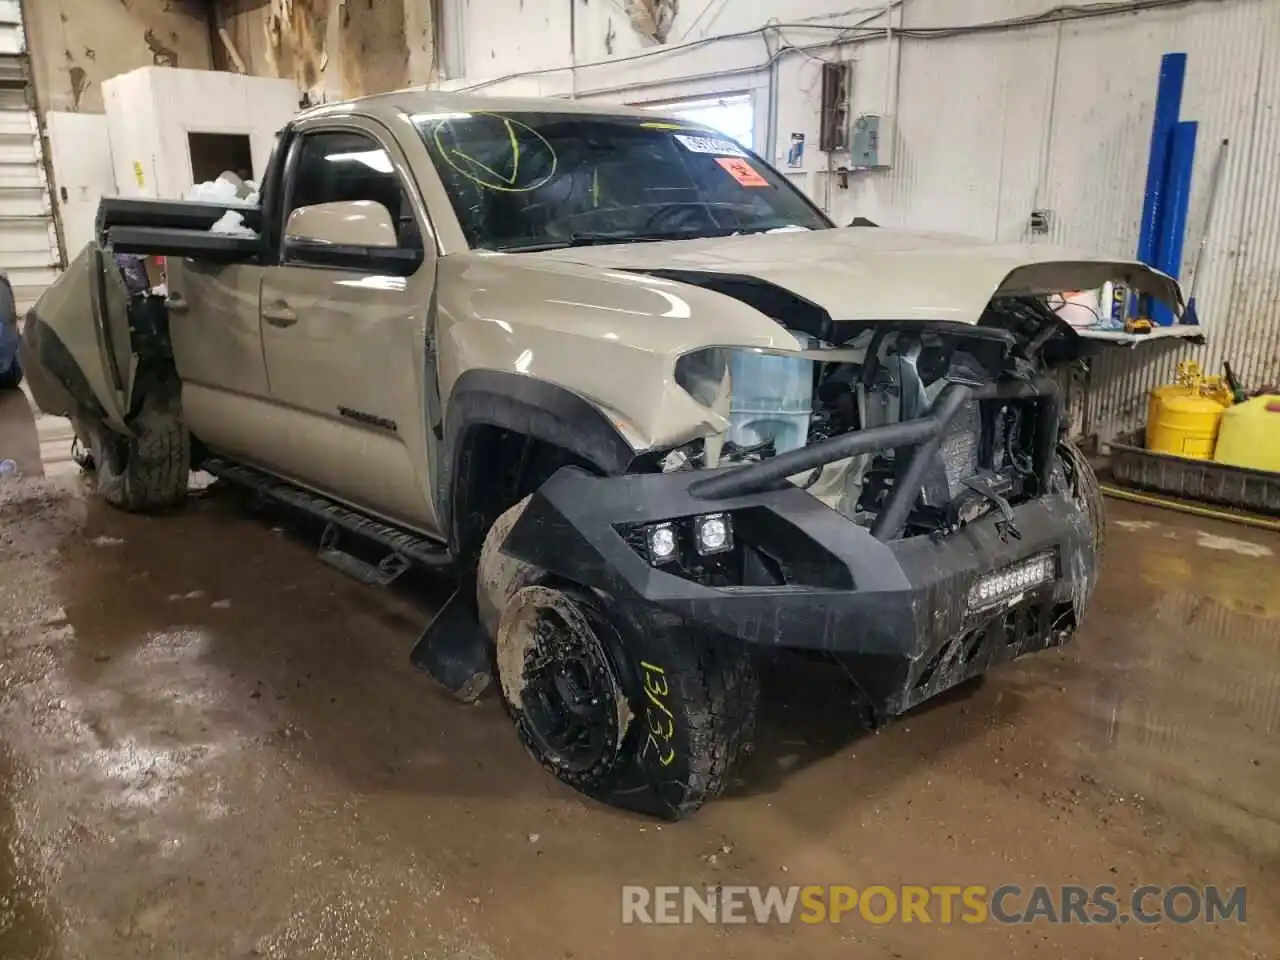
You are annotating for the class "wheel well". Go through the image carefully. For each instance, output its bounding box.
[452,425,595,570]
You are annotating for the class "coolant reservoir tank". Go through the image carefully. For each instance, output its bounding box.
[728,349,815,454]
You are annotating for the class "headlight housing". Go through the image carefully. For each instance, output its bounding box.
[674,347,817,456]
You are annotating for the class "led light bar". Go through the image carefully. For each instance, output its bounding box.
[967,551,1057,611]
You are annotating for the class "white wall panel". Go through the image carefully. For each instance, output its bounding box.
[45,112,115,260]
[464,0,573,76]
[102,67,300,201]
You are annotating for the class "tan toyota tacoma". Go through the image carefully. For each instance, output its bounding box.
[21,91,1182,818]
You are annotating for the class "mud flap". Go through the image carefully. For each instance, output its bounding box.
[410,584,492,703]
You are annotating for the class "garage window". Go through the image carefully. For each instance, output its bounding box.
[640,94,755,151]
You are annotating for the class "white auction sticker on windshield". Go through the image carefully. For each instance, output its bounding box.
[673,134,747,157]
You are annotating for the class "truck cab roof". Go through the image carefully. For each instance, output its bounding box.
[296,88,670,126]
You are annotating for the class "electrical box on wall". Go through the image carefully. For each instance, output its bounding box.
[850,114,894,168]
[819,63,853,153]
[101,67,302,199]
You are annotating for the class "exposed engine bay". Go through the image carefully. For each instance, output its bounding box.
[663,300,1068,544]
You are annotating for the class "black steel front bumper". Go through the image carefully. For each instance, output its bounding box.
[502,465,1095,718]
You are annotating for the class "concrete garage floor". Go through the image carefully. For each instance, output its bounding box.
[1,390,1277,959]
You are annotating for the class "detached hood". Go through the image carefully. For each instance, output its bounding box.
[529,226,1184,325]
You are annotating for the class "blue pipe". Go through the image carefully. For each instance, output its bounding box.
[1152,120,1198,326]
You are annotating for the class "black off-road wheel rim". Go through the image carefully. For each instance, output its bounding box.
[498,586,629,779]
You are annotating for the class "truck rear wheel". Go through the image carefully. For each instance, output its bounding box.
[479,503,758,819]
[81,391,189,512]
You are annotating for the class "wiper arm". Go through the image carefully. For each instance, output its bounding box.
[497,234,657,253]
[566,232,679,245]
[502,228,745,252]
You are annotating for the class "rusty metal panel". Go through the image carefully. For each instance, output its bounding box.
[23,0,215,113]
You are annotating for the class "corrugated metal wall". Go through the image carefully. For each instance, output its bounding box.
[832,0,1280,443]
[1061,0,1280,443]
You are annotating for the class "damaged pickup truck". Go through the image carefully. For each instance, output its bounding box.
[21,91,1183,818]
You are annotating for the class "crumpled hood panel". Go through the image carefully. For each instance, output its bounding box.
[527,226,1184,325]
[436,227,1183,453]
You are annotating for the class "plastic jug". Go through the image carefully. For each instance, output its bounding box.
[1213,395,1280,472]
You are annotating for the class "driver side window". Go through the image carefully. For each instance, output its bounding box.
[286,130,424,257]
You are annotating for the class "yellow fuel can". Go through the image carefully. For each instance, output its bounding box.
[1145,361,1230,448]
[1213,395,1280,472]
[1149,391,1228,459]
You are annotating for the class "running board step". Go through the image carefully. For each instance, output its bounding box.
[203,458,453,570]
[318,523,412,587]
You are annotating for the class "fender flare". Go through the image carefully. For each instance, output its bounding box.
[437,369,636,558]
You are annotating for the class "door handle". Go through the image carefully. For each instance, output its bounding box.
[166,294,189,314]
[263,302,298,328]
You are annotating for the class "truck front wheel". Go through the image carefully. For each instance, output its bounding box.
[480,504,758,819]
[1055,439,1104,621]
[79,391,189,512]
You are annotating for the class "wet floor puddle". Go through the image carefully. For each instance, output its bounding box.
[1,477,1277,958]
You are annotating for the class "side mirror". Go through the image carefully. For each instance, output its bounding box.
[283,200,420,274]
[285,200,398,247]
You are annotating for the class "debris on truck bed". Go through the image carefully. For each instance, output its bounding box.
[185,171,260,206]
[208,210,257,238]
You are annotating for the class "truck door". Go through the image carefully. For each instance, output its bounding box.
[257,119,440,534]
[166,257,272,463]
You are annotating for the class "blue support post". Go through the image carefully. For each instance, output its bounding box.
[1137,53,1187,267]
[1128,52,1186,322]
[1152,120,1198,326]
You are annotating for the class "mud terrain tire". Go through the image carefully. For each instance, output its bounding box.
[1056,439,1104,622]
[480,502,759,820]
[1059,439,1105,557]
[82,391,189,512]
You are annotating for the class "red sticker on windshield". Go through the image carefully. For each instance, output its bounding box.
[715,157,769,187]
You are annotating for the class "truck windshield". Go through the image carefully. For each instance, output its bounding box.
[413,111,832,251]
